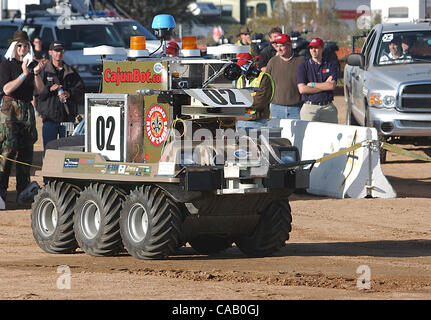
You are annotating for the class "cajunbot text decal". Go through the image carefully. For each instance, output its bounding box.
[145,104,169,146]
[104,68,162,86]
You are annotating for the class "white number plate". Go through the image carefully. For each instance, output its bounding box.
[184,89,253,108]
[90,106,122,161]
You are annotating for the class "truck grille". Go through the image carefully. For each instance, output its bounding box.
[397,83,431,112]
[399,120,431,128]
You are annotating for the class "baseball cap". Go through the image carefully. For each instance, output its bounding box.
[166,41,179,55]
[237,52,252,66]
[308,38,324,48]
[273,34,292,44]
[49,41,65,51]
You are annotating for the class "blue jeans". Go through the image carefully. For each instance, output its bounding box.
[236,119,269,129]
[42,121,66,150]
[270,103,302,120]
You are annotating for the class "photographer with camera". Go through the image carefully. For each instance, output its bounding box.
[36,41,85,151]
[0,30,46,207]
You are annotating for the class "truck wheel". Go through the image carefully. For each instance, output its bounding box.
[31,181,79,254]
[235,199,292,257]
[73,183,124,256]
[120,185,183,260]
[189,235,232,255]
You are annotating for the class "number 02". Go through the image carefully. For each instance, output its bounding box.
[96,116,115,151]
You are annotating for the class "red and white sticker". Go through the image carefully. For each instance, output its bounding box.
[145,104,169,146]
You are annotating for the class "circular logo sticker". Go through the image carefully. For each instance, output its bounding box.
[153,62,164,74]
[145,104,169,146]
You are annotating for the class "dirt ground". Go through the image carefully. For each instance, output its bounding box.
[0,95,430,301]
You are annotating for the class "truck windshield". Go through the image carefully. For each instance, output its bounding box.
[112,21,157,48]
[0,25,19,48]
[376,31,431,66]
[56,24,124,50]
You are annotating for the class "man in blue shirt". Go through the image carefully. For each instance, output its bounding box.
[297,37,338,123]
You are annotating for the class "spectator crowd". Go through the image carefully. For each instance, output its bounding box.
[234,25,339,129]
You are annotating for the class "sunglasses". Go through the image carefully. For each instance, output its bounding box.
[16,44,29,48]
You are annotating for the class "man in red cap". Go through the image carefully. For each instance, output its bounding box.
[297,37,338,123]
[266,33,305,122]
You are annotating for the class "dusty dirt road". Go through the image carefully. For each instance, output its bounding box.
[0,95,430,301]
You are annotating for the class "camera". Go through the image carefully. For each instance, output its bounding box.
[27,60,38,75]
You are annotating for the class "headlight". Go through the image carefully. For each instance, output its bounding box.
[370,93,395,107]
[72,64,89,73]
[370,93,382,106]
[383,95,395,106]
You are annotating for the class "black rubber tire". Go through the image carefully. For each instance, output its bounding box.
[120,185,183,260]
[31,181,80,254]
[235,199,292,257]
[73,183,124,256]
[189,235,232,255]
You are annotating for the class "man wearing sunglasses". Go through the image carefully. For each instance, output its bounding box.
[0,30,46,207]
[235,26,256,70]
[36,41,85,150]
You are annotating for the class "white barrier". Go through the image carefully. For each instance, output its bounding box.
[279,119,397,199]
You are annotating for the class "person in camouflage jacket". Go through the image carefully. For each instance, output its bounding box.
[0,31,46,204]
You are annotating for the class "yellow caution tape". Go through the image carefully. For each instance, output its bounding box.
[0,155,42,169]
[338,130,358,189]
[316,142,364,163]
[381,142,431,162]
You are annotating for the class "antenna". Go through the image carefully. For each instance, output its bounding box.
[219,0,222,27]
[218,0,225,44]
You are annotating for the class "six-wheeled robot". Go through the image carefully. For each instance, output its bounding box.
[30,15,313,260]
